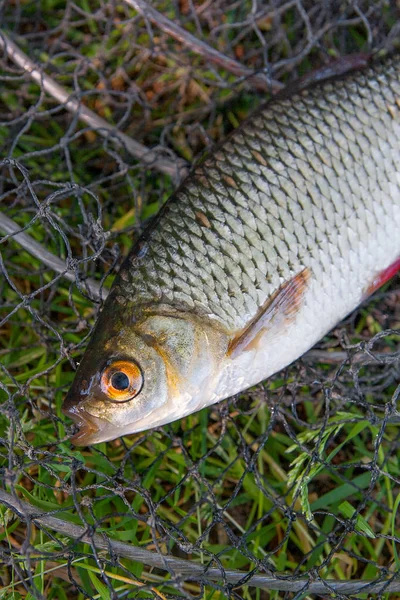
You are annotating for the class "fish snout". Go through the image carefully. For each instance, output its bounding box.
[62,396,102,446]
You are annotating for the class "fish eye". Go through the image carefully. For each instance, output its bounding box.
[101,360,143,402]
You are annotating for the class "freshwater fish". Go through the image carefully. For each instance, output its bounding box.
[63,54,400,445]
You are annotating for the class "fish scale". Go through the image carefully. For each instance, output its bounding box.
[64,55,400,444]
[113,59,400,334]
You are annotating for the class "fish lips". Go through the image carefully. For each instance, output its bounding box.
[62,394,108,446]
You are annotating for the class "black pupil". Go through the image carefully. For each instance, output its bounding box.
[111,371,130,391]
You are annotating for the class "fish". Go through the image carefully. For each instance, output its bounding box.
[63,54,400,445]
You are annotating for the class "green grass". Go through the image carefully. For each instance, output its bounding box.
[1,1,400,599]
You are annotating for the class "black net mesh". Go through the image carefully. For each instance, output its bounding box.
[1,1,400,598]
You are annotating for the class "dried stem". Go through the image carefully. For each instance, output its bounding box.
[0,30,188,181]
[0,489,398,594]
[303,348,400,365]
[123,0,283,92]
[0,212,106,300]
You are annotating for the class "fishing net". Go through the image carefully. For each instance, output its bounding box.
[1,1,400,598]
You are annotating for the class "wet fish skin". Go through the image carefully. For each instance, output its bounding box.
[63,55,400,444]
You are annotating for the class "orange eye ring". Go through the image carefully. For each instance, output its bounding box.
[100,360,143,403]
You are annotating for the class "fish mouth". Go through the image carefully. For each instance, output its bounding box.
[62,404,108,446]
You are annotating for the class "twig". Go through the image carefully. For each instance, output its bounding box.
[0,489,399,594]
[303,349,400,365]
[123,0,283,93]
[0,212,106,301]
[0,30,188,181]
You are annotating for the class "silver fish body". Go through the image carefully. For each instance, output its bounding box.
[63,55,400,444]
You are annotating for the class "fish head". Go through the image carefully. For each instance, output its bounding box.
[63,323,169,445]
[63,307,228,445]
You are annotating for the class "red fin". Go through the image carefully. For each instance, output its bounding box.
[364,257,400,298]
[228,268,311,359]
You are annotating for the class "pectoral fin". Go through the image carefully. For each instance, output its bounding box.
[228,268,311,359]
